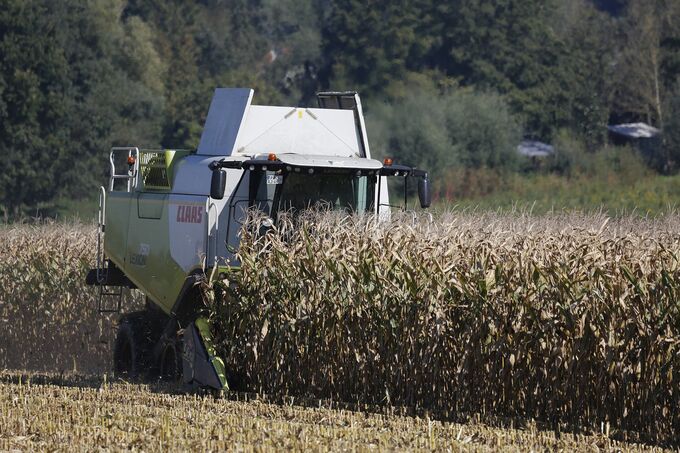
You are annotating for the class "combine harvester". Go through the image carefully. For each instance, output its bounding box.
[86,88,431,390]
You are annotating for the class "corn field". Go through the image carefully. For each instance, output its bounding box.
[1,213,679,446]
[212,211,680,445]
[0,222,141,373]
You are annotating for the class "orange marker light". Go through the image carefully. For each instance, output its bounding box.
[127,156,136,165]
[383,157,393,166]
[268,153,278,161]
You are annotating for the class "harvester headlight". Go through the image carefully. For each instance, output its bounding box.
[249,165,255,171]
[308,168,314,174]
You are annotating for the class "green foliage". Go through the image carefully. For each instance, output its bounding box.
[448,143,680,215]
[2,0,680,217]
[432,0,569,138]
[662,84,680,171]
[322,0,431,98]
[0,0,72,217]
[260,0,323,104]
[450,171,680,216]
[0,0,164,217]
[427,130,677,215]
[319,0,649,144]
[552,2,615,147]
[367,88,522,180]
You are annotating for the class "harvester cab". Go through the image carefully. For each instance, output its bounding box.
[86,88,431,390]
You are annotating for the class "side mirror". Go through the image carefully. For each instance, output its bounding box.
[210,169,227,200]
[418,176,431,208]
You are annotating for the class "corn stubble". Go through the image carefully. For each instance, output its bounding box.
[213,211,680,445]
[2,372,665,452]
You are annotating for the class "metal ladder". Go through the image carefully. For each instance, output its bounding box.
[98,282,124,314]
[96,147,139,313]
[96,185,122,313]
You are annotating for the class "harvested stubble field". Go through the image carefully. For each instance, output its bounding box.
[0,371,665,452]
[1,212,679,450]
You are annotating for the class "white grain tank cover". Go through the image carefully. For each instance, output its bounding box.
[197,88,254,156]
[234,106,361,158]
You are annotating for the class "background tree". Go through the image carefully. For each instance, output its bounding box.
[3,0,680,217]
[321,0,432,99]
[367,88,522,188]
[551,0,616,147]
[610,0,680,127]
[428,0,567,139]
[0,0,72,217]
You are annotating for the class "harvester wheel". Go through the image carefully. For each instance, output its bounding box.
[159,340,182,382]
[113,319,148,379]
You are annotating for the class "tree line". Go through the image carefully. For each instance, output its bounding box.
[1,0,679,216]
